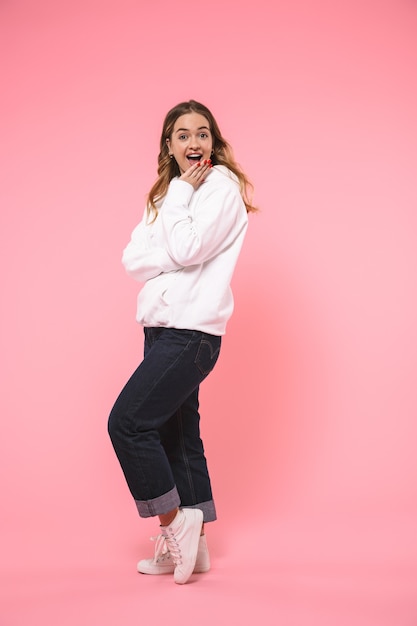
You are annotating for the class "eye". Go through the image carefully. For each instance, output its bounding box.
[199,133,209,139]
[178,134,187,140]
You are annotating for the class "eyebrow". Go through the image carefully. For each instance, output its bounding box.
[175,126,210,133]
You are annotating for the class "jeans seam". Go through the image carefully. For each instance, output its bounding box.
[177,407,197,504]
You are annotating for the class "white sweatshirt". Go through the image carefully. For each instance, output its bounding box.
[122,165,248,336]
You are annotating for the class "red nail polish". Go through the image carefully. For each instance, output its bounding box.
[197,162,201,166]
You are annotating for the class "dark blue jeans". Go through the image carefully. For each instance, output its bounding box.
[108,327,221,522]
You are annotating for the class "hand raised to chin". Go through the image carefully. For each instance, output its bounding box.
[179,159,212,190]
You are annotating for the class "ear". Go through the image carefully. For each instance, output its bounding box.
[166,138,171,155]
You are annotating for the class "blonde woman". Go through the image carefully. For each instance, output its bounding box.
[108,100,256,584]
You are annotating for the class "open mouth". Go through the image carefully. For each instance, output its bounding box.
[187,154,202,164]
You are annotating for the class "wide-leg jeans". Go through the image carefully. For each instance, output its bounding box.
[108,327,221,522]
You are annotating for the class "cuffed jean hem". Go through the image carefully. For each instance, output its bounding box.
[183,500,217,523]
[135,486,181,518]
[135,487,217,523]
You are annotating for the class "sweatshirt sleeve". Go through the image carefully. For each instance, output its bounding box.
[160,176,247,267]
[122,210,183,282]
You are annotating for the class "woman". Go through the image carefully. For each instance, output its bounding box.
[108,100,256,584]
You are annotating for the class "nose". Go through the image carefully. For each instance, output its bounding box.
[189,135,201,150]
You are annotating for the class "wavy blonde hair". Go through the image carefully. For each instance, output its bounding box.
[147,100,257,218]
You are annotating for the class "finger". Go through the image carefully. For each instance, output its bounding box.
[198,162,212,178]
[201,159,212,174]
[196,160,211,176]
[187,162,202,177]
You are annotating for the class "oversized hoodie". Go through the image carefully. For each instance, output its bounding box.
[122,165,248,336]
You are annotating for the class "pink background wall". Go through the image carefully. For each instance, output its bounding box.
[1,0,416,624]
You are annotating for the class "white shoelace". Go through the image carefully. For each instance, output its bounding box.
[164,535,181,565]
[149,534,171,563]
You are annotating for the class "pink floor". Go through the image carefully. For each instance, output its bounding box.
[2,514,416,626]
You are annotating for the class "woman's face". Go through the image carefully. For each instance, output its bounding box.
[166,112,213,174]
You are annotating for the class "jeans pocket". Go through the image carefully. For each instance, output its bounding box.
[194,335,221,377]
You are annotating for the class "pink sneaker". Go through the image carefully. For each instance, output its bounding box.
[160,508,203,584]
[137,533,210,575]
